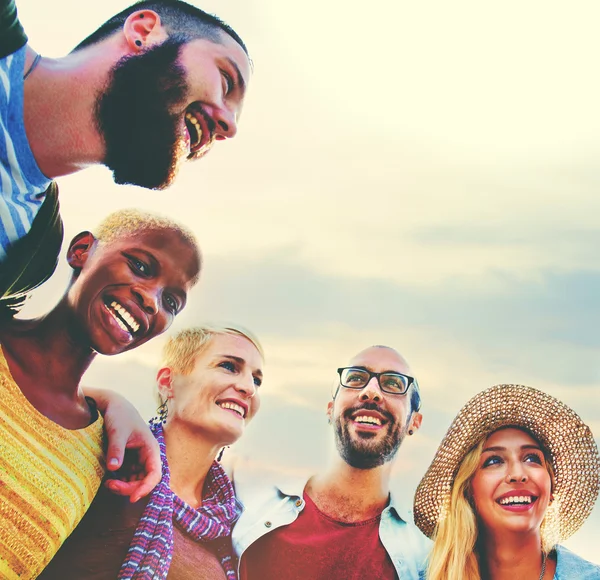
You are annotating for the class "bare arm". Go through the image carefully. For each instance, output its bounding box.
[84,387,161,503]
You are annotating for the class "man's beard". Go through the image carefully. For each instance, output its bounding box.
[96,38,189,190]
[334,402,409,469]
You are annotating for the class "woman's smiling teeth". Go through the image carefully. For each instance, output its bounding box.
[218,401,246,418]
[108,300,140,334]
[498,495,534,505]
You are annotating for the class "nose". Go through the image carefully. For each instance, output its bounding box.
[359,376,383,402]
[132,284,159,315]
[213,108,238,140]
[234,375,257,399]
[506,463,528,483]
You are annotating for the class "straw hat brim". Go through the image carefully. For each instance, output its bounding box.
[414,384,600,541]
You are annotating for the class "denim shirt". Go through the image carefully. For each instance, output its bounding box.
[232,471,431,579]
[554,545,600,579]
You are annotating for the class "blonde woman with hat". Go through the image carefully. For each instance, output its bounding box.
[414,384,600,580]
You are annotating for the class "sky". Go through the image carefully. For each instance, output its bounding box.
[17,0,600,564]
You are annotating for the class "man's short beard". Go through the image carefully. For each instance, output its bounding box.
[96,38,189,190]
[334,402,409,469]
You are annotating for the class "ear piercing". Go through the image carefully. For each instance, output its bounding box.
[408,429,414,435]
[135,39,142,47]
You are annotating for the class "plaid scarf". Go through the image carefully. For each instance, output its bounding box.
[118,422,241,579]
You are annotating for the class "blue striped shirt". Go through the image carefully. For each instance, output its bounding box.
[0,45,51,261]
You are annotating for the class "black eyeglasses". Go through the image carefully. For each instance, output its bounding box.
[337,367,417,395]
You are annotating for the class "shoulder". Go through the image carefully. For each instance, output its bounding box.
[383,493,431,574]
[232,460,308,509]
[555,545,600,579]
[231,464,309,557]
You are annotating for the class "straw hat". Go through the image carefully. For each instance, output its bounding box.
[414,384,600,541]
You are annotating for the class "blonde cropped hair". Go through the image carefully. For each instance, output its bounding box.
[161,324,264,375]
[94,208,201,283]
[96,207,198,245]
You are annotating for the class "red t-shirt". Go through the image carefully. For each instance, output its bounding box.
[240,492,398,580]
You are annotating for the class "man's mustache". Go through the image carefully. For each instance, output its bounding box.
[342,401,395,424]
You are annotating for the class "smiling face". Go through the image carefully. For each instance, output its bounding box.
[470,427,553,538]
[178,34,250,153]
[327,346,421,469]
[163,333,263,446]
[97,32,250,190]
[66,229,200,355]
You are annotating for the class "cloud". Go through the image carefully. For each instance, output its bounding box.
[181,249,600,384]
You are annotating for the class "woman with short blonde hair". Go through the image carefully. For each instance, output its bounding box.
[41,324,264,580]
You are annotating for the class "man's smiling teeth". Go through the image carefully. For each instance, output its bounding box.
[355,415,382,426]
[498,496,533,505]
[109,301,140,334]
[185,112,203,145]
[218,401,245,418]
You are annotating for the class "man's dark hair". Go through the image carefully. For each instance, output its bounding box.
[72,0,247,54]
[409,384,421,414]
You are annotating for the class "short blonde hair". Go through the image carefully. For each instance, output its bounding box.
[94,208,201,284]
[161,324,264,375]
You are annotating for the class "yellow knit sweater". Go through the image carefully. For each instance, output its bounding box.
[0,347,105,579]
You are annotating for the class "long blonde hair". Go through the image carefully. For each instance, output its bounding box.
[426,429,557,580]
[426,439,484,580]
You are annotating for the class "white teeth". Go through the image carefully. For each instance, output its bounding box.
[499,495,533,505]
[185,112,203,145]
[218,401,245,418]
[185,112,200,126]
[109,301,140,334]
[354,415,382,426]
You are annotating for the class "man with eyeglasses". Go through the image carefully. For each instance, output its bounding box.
[232,345,430,580]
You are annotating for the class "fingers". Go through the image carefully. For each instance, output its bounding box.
[129,467,161,503]
[105,475,160,504]
[105,479,145,501]
[131,433,162,502]
[142,442,162,489]
[105,479,131,496]
[105,428,126,472]
[104,451,162,503]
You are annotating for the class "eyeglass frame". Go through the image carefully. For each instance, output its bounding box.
[336,366,418,396]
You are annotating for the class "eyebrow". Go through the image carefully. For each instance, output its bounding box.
[226,57,246,97]
[482,444,543,453]
[125,248,188,303]
[349,365,404,375]
[218,354,263,377]
[128,248,158,266]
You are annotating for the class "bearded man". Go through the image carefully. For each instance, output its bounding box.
[232,345,431,580]
[0,0,250,309]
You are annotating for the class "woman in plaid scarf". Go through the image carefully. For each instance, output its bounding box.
[40,325,264,580]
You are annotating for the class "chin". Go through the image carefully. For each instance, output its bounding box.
[217,425,244,447]
[92,340,134,357]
